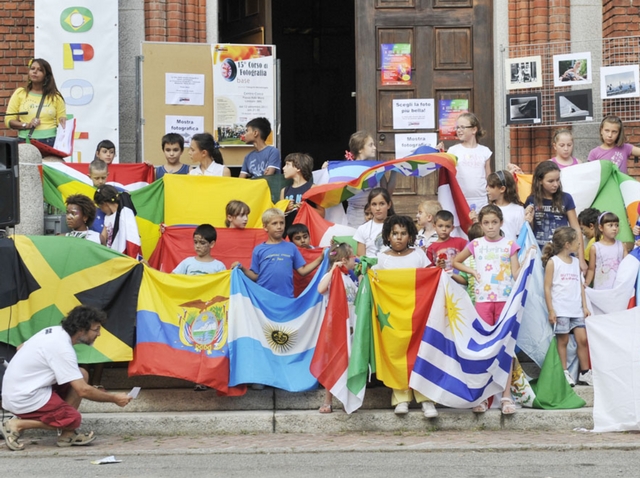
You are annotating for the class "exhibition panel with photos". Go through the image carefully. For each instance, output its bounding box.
[501,36,640,161]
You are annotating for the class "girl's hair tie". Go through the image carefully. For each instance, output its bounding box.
[344,151,355,160]
[213,140,220,149]
[329,250,337,256]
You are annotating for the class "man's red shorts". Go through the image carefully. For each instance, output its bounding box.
[16,383,81,430]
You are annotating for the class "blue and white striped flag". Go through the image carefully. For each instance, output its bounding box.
[409,249,536,408]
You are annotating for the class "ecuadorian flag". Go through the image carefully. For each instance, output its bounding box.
[129,267,244,396]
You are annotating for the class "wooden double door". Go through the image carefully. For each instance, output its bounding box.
[355,0,494,215]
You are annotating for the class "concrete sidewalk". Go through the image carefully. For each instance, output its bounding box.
[2,429,640,458]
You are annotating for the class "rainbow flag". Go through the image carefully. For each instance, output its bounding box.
[303,148,458,209]
[129,267,244,396]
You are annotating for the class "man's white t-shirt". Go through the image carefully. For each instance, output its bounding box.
[1,326,83,415]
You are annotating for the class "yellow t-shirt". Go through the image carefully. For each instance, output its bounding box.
[4,88,66,140]
[585,236,595,262]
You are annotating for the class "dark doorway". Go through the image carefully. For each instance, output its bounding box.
[271,0,356,168]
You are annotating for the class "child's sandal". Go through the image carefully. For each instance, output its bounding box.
[500,397,516,415]
[318,403,333,414]
[472,400,488,413]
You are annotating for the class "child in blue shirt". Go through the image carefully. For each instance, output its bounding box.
[172,224,226,275]
[156,133,190,179]
[239,117,281,178]
[233,208,323,297]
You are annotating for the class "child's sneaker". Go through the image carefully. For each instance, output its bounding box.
[564,369,575,387]
[394,402,409,415]
[421,401,438,418]
[577,370,593,386]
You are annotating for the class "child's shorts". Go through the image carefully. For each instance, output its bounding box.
[475,301,506,326]
[555,316,585,334]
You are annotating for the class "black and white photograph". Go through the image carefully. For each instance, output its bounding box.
[505,56,542,90]
[506,93,542,125]
[601,65,640,99]
[553,52,592,87]
[554,89,593,122]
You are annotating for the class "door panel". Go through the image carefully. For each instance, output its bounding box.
[355,0,493,217]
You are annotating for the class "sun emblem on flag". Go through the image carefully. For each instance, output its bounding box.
[178,296,228,353]
[444,285,466,336]
[263,324,297,353]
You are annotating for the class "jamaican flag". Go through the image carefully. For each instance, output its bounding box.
[0,236,142,363]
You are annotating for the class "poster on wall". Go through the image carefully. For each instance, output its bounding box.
[392,99,434,130]
[438,99,468,141]
[555,90,593,123]
[165,115,204,147]
[394,133,438,159]
[506,93,542,125]
[553,52,592,87]
[601,65,640,100]
[505,55,542,90]
[35,1,119,163]
[165,73,205,106]
[381,44,412,86]
[212,44,276,146]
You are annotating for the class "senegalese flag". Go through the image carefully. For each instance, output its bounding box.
[515,161,640,242]
[129,267,244,396]
[368,267,442,390]
[303,147,458,209]
[0,236,142,363]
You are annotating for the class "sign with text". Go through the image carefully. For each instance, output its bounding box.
[394,133,438,159]
[392,99,435,130]
[212,44,276,146]
[165,73,205,106]
[165,115,204,147]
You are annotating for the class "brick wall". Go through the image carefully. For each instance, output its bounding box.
[603,0,640,178]
[0,0,35,139]
[145,0,207,42]
[508,0,571,173]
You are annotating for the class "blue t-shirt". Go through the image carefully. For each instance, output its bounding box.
[524,193,575,247]
[241,146,281,177]
[250,241,305,297]
[90,209,105,234]
[156,164,190,180]
[172,256,226,275]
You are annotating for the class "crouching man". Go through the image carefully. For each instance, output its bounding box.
[1,305,132,451]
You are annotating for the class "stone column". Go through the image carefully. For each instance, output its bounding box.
[14,143,43,236]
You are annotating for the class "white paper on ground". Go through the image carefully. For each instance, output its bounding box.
[91,455,122,465]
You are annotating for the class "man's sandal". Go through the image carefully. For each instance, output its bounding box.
[57,430,96,447]
[500,397,516,415]
[318,403,333,414]
[1,420,24,451]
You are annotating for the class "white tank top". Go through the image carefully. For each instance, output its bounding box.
[593,240,624,290]
[550,255,584,318]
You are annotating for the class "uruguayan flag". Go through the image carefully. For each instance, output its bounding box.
[409,249,535,408]
[228,255,328,391]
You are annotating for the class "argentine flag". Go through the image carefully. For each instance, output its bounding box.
[228,254,328,391]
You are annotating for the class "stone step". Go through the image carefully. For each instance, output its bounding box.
[73,407,593,436]
[79,385,594,414]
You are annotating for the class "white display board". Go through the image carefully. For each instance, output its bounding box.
[35,1,119,162]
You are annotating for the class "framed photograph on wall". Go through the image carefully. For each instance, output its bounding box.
[506,93,542,125]
[554,90,593,122]
[553,52,592,87]
[505,55,542,90]
[601,65,640,99]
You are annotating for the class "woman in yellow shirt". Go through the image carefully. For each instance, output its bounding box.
[5,58,66,147]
